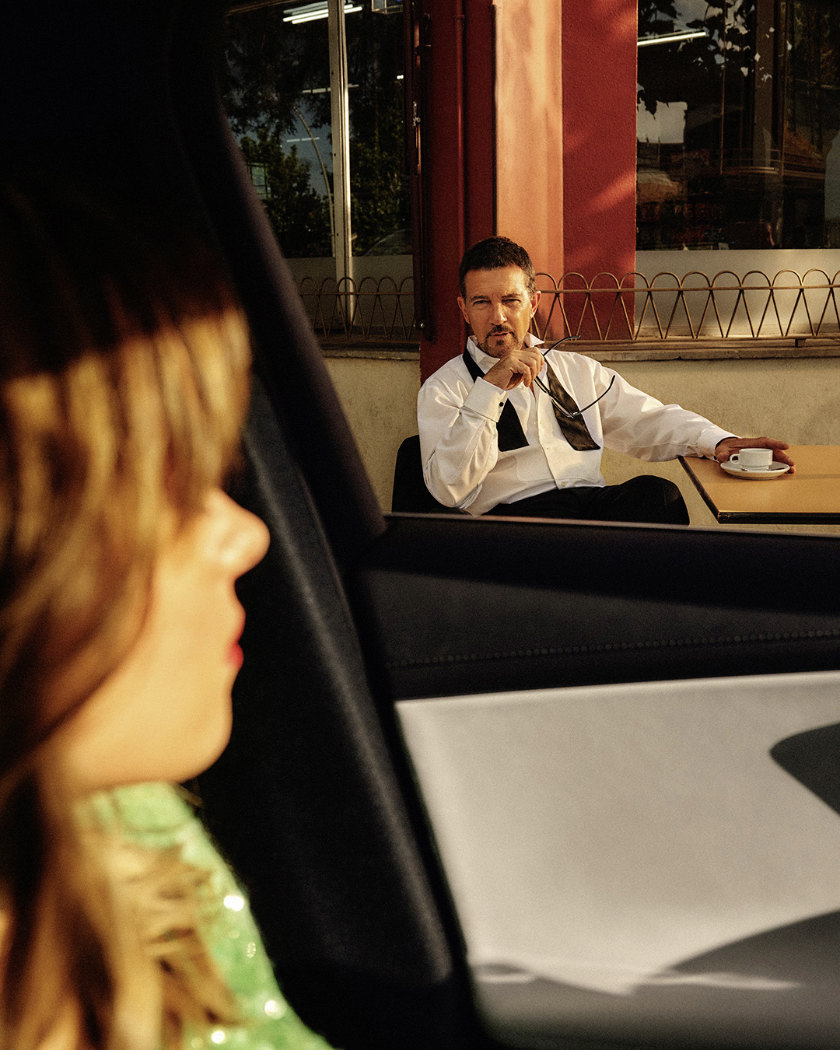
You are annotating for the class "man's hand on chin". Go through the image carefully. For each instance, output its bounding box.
[483,347,545,391]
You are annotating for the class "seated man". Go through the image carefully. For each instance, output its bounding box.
[417,236,794,524]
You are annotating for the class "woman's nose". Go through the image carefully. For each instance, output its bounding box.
[210,490,270,577]
[231,504,270,577]
[237,508,270,577]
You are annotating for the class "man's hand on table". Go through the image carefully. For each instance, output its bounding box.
[714,437,796,473]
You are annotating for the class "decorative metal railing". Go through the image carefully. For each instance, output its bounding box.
[535,269,840,343]
[299,274,419,344]
[298,268,840,347]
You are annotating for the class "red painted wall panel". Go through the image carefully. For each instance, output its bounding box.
[416,0,495,380]
[562,0,637,281]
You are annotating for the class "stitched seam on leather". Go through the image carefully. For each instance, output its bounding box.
[385,627,840,670]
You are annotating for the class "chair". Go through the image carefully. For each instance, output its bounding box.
[391,435,460,514]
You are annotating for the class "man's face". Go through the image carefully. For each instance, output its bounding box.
[457,265,540,359]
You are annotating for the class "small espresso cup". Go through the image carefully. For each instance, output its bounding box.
[729,447,774,470]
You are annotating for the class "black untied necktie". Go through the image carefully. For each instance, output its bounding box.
[542,356,601,451]
[461,348,600,452]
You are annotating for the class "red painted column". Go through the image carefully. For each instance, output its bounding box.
[493,1,564,282]
[415,0,495,381]
[562,0,637,336]
[414,0,638,374]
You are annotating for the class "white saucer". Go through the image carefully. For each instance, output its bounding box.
[721,460,791,480]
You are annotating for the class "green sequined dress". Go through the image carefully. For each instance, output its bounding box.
[103,782,335,1050]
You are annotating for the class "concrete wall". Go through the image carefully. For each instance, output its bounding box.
[326,350,840,533]
[325,353,421,512]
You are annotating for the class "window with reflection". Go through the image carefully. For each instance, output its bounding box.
[222,0,408,261]
[637,0,840,252]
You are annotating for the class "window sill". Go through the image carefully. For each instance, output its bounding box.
[322,343,420,361]
[321,338,840,363]
[579,338,840,363]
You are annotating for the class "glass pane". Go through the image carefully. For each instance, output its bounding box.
[787,0,840,247]
[222,3,333,257]
[223,3,333,259]
[636,0,840,252]
[221,1,408,261]
[346,3,409,256]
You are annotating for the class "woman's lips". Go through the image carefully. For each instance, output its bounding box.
[228,613,246,668]
[228,642,244,670]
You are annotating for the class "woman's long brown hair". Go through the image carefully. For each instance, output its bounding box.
[0,178,253,1049]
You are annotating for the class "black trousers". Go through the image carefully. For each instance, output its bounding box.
[488,475,690,525]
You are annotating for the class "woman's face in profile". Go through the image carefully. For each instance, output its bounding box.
[56,490,269,793]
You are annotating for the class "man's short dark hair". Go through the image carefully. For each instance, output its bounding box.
[458,236,537,298]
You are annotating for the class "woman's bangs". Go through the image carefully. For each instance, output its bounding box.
[150,307,251,517]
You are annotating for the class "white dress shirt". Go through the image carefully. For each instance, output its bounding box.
[417,335,732,515]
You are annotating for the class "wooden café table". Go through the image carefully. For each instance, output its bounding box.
[679,445,840,525]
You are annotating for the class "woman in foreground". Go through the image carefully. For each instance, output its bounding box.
[0,179,333,1050]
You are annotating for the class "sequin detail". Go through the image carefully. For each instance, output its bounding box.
[106,783,336,1050]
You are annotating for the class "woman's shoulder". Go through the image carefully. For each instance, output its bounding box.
[98,783,335,1049]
